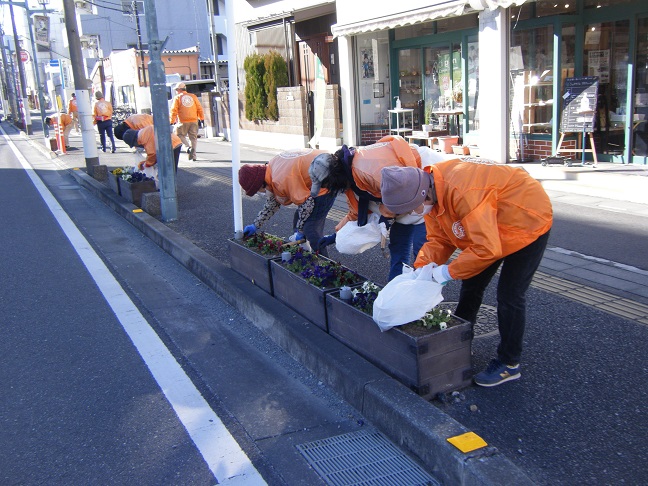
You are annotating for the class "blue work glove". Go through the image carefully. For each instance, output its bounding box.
[290,231,305,242]
[432,264,453,285]
[243,224,257,237]
[318,234,336,249]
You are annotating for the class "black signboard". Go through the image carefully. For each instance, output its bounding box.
[560,76,599,133]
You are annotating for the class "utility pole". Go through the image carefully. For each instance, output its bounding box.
[132,0,147,87]
[62,0,99,174]
[10,1,31,134]
[0,27,18,120]
[143,0,177,221]
[25,2,49,139]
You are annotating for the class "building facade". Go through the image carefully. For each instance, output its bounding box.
[333,0,648,164]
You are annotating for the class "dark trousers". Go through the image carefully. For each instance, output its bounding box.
[173,145,181,172]
[387,222,427,281]
[454,230,550,365]
[292,191,337,257]
[97,119,116,151]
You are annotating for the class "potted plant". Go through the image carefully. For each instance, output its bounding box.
[452,145,470,156]
[228,232,286,295]
[325,281,473,400]
[270,247,365,331]
[118,170,156,207]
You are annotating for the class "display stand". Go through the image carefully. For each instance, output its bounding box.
[542,76,599,168]
[388,109,413,137]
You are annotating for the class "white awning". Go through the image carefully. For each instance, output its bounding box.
[331,1,468,37]
[331,0,531,37]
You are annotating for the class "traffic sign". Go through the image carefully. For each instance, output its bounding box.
[20,50,30,63]
[49,59,60,67]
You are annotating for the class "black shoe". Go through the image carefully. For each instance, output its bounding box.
[112,148,116,153]
[186,147,191,154]
[102,148,106,152]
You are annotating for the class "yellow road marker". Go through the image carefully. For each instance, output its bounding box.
[447,432,488,453]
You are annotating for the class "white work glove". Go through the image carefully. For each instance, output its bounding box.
[432,264,453,285]
[289,231,311,251]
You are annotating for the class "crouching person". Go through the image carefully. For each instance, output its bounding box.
[380,161,553,387]
[122,126,183,174]
[238,149,348,256]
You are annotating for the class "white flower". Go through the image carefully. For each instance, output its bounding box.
[439,322,447,330]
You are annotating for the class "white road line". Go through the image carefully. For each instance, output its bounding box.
[3,130,266,485]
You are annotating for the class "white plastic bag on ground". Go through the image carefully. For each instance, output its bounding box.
[372,264,444,331]
[335,213,388,255]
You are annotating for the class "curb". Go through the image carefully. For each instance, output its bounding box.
[67,167,533,485]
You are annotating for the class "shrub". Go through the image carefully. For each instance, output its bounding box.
[244,54,266,121]
[264,51,288,121]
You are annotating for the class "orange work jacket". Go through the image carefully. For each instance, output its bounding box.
[414,159,553,280]
[265,149,328,206]
[125,114,154,130]
[137,125,183,167]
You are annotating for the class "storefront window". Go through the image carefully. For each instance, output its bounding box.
[397,48,422,126]
[467,36,479,132]
[584,20,630,155]
[510,0,576,21]
[584,0,635,9]
[356,32,391,137]
[509,25,554,161]
[632,18,648,157]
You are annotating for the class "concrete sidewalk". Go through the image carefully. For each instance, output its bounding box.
[17,125,648,484]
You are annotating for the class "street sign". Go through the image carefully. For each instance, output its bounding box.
[20,50,30,63]
[49,59,60,67]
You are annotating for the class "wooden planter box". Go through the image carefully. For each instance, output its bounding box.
[228,238,281,295]
[118,179,156,207]
[326,291,473,399]
[270,258,364,332]
[108,173,121,195]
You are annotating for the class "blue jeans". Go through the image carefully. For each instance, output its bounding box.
[97,119,115,152]
[454,230,550,365]
[387,222,427,281]
[292,191,337,257]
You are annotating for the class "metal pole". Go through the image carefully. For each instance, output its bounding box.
[25,2,49,140]
[132,0,147,87]
[225,0,242,237]
[10,2,31,134]
[0,28,18,120]
[62,0,99,172]
[143,0,177,221]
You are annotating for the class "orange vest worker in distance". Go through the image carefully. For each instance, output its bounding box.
[122,126,183,172]
[45,113,74,149]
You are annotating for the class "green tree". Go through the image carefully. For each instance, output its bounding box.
[244,54,266,121]
[263,51,289,121]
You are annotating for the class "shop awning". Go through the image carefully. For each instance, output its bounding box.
[331,0,530,37]
[331,1,468,37]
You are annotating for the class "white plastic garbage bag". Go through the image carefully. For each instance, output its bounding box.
[335,213,388,255]
[372,264,444,331]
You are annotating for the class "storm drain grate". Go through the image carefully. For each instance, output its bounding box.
[296,429,439,486]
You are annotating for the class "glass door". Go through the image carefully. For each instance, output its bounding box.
[423,45,463,134]
[397,49,422,127]
[633,17,648,158]
[584,20,630,155]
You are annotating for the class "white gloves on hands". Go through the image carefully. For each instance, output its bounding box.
[432,264,453,285]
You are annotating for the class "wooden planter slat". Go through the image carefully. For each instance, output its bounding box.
[326,291,473,399]
[227,239,281,295]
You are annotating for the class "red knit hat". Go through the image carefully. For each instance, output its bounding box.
[239,164,267,196]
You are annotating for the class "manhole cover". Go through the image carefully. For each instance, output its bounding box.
[297,429,439,486]
[437,302,498,338]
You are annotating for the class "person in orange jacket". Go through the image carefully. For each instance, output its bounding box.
[67,93,79,133]
[317,136,428,280]
[92,91,116,153]
[380,160,553,387]
[122,126,183,172]
[45,113,74,150]
[113,113,154,140]
[169,82,204,161]
[238,148,348,256]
